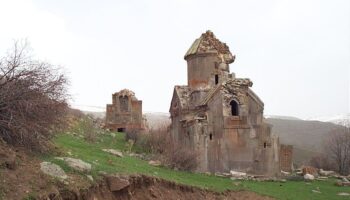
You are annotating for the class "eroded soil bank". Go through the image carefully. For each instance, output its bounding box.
[44,174,274,200]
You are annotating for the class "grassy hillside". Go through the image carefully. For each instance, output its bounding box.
[45,127,350,200]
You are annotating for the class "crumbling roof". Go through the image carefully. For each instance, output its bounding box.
[199,78,253,106]
[184,30,235,64]
[174,85,191,109]
[113,89,138,100]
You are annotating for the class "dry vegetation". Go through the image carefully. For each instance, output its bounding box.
[308,126,350,175]
[126,125,199,171]
[0,41,68,151]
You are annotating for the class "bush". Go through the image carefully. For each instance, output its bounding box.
[164,143,199,171]
[309,155,334,171]
[125,129,140,143]
[80,117,98,143]
[136,125,198,171]
[0,41,68,151]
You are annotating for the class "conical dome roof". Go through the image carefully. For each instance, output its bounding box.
[184,30,235,64]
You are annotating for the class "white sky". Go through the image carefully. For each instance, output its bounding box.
[0,0,349,119]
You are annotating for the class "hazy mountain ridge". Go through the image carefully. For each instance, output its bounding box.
[306,113,350,127]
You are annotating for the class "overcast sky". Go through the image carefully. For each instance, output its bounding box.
[0,0,349,119]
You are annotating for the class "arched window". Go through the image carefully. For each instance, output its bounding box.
[119,96,129,112]
[209,133,213,140]
[230,100,239,116]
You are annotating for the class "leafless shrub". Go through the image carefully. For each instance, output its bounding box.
[80,117,98,143]
[0,41,68,151]
[137,124,198,171]
[164,142,199,171]
[326,126,350,175]
[137,125,171,154]
[309,154,334,170]
[125,128,140,143]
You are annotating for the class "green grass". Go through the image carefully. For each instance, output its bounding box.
[242,179,350,200]
[50,133,235,192]
[48,131,350,200]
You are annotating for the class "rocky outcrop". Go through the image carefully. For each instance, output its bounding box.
[102,149,124,157]
[304,174,315,181]
[106,175,130,191]
[40,162,68,180]
[55,157,92,172]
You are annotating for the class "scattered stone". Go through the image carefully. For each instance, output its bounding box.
[281,170,290,176]
[86,175,93,181]
[102,149,124,157]
[40,162,68,180]
[148,160,161,166]
[312,190,321,193]
[338,192,350,196]
[304,174,315,181]
[110,133,116,138]
[215,172,231,178]
[98,171,108,176]
[316,176,328,181]
[342,177,349,182]
[230,170,247,178]
[55,157,91,172]
[106,176,130,191]
[319,169,334,176]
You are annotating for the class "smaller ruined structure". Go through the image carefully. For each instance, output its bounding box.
[105,89,146,132]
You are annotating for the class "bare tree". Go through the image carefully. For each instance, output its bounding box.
[327,126,350,175]
[0,41,69,151]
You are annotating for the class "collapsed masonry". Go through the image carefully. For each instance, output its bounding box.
[169,31,292,175]
[105,89,147,132]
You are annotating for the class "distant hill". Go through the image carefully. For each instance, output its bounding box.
[265,115,301,121]
[306,113,350,127]
[265,118,346,165]
[266,118,344,153]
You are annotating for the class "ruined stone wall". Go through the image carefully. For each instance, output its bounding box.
[105,91,144,131]
[206,93,223,172]
[279,144,293,172]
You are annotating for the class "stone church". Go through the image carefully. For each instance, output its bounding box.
[169,31,288,175]
[105,89,146,132]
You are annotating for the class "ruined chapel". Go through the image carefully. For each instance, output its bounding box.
[169,31,289,175]
[105,89,146,132]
